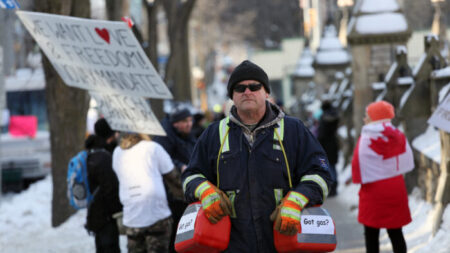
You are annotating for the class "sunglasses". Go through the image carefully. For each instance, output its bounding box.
[233,83,263,93]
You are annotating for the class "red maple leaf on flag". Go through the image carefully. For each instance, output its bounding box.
[369,125,406,161]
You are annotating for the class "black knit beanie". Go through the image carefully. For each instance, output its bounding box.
[227,60,270,98]
[170,108,192,123]
[94,118,114,139]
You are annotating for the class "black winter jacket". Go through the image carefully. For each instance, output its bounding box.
[84,135,122,233]
[153,118,197,171]
[182,102,333,253]
[317,107,340,165]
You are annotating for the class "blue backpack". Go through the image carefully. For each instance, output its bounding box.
[67,150,94,210]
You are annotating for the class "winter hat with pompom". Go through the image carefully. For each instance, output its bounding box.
[366,101,395,121]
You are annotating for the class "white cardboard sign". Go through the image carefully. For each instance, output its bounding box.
[176,212,197,235]
[16,11,172,99]
[90,91,166,136]
[301,215,335,235]
[428,93,450,133]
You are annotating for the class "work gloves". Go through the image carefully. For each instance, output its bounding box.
[195,181,232,224]
[270,191,309,236]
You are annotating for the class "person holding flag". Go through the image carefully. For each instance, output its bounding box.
[352,100,414,253]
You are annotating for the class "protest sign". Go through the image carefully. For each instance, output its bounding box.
[428,93,450,133]
[16,11,172,99]
[90,91,166,136]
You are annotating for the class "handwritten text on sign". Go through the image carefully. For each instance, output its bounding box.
[177,212,197,235]
[90,91,166,136]
[16,11,172,99]
[428,93,450,133]
[301,215,335,235]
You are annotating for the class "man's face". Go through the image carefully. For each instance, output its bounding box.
[173,116,193,135]
[232,80,268,113]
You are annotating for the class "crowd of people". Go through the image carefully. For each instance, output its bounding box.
[81,60,414,253]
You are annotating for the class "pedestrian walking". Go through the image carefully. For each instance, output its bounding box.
[113,133,183,253]
[317,100,340,196]
[153,108,196,253]
[182,60,333,252]
[84,118,122,253]
[352,101,414,253]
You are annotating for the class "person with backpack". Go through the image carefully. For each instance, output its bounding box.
[85,118,122,253]
[113,132,183,253]
[181,60,333,252]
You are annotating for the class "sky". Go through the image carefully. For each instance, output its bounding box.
[0,163,449,252]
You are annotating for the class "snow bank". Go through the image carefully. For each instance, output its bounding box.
[360,0,400,14]
[356,13,408,34]
[412,126,441,164]
[0,176,127,253]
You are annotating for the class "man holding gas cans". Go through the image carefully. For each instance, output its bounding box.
[182,60,333,252]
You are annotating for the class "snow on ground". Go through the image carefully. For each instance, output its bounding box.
[0,176,127,253]
[1,164,450,252]
[337,163,450,253]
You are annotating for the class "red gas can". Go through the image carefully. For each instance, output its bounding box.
[175,202,231,253]
[274,207,337,253]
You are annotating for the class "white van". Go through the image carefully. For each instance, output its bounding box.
[1,68,51,189]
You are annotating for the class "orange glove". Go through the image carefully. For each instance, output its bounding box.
[195,181,232,224]
[270,191,309,236]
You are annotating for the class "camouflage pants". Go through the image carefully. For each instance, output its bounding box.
[126,217,173,253]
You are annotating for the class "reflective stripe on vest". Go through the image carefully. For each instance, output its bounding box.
[274,189,283,206]
[273,117,284,141]
[300,174,329,201]
[218,117,285,154]
[183,174,206,193]
[217,117,288,188]
[219,117,230,153]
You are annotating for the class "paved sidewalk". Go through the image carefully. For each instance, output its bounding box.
[323,196,365,253]
[323,195,392,253]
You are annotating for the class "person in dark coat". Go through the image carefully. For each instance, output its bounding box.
[317,100,339,196]
[191,112,206,138]
[153,108,196,253]
[182,60,333,252]
[84,118,122,253]
[154,108,196,172]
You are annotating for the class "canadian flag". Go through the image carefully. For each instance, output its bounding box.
[352,122,414,184]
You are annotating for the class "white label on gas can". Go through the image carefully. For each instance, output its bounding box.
[177,212,197,235]
[301,215,334,235]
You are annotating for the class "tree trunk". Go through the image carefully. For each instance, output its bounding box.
[35,0,90,227]
[163,0,196,102]
[144,0,159,67]
[105,0,124,20]
[144,0,164,120]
